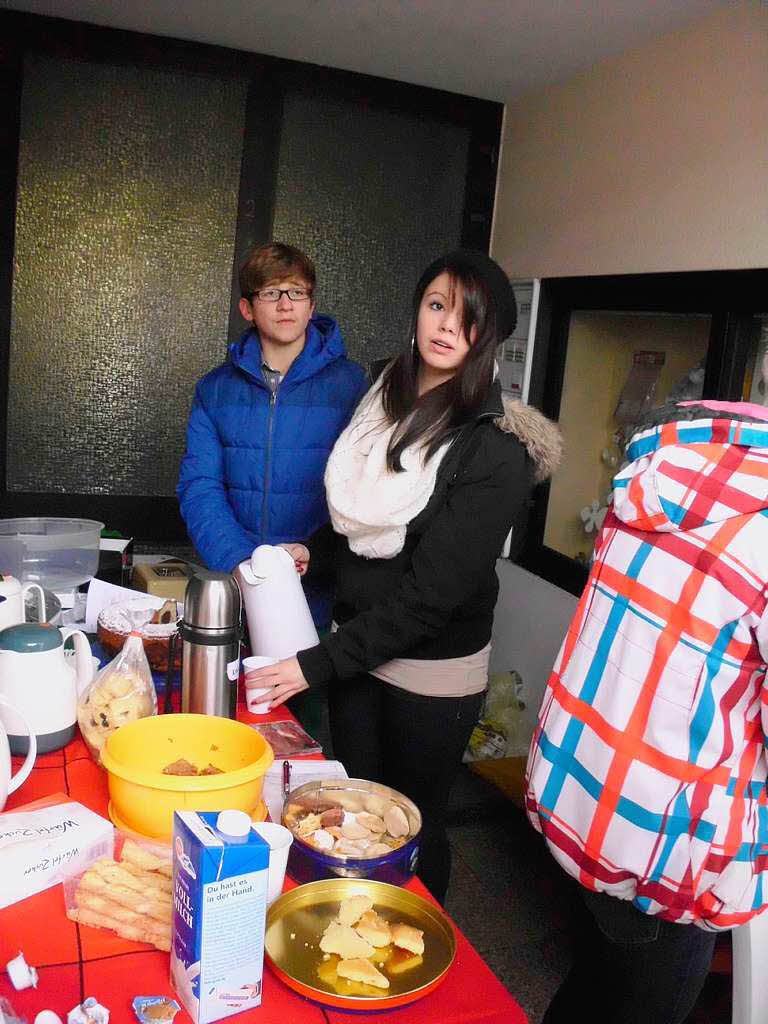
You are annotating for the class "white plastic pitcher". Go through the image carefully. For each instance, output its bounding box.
[237,545,319,660]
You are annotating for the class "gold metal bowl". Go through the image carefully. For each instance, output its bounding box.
[264,878,456,1010]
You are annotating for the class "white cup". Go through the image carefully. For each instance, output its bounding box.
[251,822,293,907]
[7,949,38,989]
[242,656,278,714]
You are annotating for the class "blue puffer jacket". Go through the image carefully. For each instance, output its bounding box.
[177,314,366,623]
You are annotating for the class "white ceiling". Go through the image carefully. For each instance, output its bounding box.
[1,0,727,101]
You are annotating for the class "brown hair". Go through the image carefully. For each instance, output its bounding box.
[238,242,316,299]
[381,250,515,471]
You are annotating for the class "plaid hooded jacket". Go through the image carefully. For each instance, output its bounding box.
[526,401,768,930]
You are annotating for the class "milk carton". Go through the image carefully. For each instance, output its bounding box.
[171,810,270,1023]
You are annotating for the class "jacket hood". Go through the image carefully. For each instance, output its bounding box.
[495,396,563,483]
[228,312,346,386]
[613,401,768,533]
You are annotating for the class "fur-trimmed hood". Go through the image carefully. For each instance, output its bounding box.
[494,396,563,483]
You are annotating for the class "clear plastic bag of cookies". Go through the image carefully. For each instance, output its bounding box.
[77,631,157,764]
[62,832,172,952]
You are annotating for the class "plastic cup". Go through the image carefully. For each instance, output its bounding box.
[242,656,278,714]
[251,821,293,906]
[6,950,37,990]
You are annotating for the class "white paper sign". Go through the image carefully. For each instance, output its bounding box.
[0,800,113,908]
[84,578,169,633]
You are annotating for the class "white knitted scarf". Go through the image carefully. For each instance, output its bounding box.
[324,380,452,559]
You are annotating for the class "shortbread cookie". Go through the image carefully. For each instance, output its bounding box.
[383,805,409,838]
[354,909,391,947]
[121,839,172,878]
[112,859,173,893]
[77,872,170,924]
[356,812,386,833]
[337,893,374,926]
[319,922,374,959]
[67,906,171,952]
[390,922,424,955]
[386,948,424,974]
[336,958,389,989]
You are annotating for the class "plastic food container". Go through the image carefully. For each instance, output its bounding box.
[0,518,103,591]
[283,779,421,886]
[100,713,274,841]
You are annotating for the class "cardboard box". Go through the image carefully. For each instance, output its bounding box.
[96,537,134,588]
[132,561,191,601]
[171,811,269,1023]
[0,799,114,908]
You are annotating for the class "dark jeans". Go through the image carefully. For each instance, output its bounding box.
[543,887,717,1024]
[328,672,484,905]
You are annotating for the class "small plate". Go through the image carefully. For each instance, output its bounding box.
[264,878,456,1010]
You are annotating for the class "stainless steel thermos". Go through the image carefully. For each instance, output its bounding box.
[181,570,241,718]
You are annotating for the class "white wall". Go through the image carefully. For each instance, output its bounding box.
[491,2,768,279]
[490,561,578,741]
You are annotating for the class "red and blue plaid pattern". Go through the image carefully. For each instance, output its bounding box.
[526,412,768,930]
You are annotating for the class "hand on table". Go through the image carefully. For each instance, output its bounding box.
[245,656,309,709]
[277,543,310,576]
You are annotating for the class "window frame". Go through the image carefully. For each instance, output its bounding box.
[516,269,767,596]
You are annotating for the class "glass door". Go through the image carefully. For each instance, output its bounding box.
[542,311,711,566]
[742,315,768,405]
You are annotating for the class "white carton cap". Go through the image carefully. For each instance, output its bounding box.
[216,810,251,839]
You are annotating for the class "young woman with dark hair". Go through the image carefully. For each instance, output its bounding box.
[246,250,562,903]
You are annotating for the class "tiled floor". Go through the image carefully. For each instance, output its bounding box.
[443,767,733,1024]
[443,769,571,1023]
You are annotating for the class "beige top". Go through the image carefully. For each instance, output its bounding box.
[370,643,491,697]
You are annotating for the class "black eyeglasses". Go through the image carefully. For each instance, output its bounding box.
[253,287,312,302]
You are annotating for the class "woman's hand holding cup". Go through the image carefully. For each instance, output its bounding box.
[244,655,310,711]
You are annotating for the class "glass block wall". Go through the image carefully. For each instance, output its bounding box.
[271,89,468,368]
[8,53,246,496]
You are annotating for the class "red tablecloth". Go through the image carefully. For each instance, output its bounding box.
[1,702,526,1024]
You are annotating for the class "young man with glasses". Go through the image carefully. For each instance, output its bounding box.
[178,241,366,630]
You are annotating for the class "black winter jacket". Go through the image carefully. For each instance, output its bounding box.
[296,381,562,686]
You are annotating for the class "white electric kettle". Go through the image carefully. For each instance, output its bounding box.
[237,545,319,660]
[0,623,93,755]
[0,574,45,630]
[0,696,36,811]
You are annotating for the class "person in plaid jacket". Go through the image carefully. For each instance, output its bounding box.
[526,399,768,1024]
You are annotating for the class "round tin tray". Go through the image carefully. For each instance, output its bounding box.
[264,878,456,1010]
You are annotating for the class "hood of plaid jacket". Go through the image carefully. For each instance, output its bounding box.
[612,401,768,533]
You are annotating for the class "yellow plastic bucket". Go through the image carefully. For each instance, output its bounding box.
[101,713,274,841]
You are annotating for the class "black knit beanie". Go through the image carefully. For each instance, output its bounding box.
[418,249,517,340]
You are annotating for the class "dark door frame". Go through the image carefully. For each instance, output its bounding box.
[517,268,768,595]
